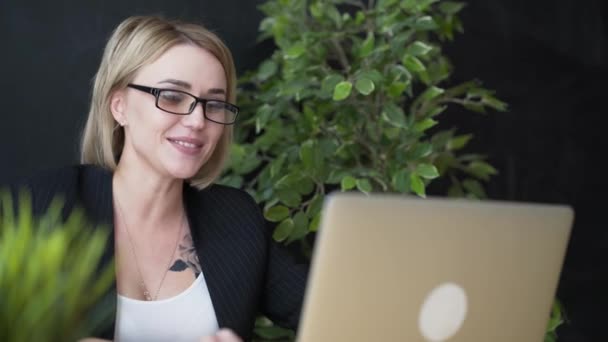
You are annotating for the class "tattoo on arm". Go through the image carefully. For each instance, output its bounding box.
[169,233,202,277]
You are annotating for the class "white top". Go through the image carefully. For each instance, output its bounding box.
[115,273,219,342]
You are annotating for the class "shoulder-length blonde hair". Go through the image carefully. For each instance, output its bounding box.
[81,15,236,189]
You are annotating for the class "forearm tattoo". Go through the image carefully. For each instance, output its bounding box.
[169,233,202,277]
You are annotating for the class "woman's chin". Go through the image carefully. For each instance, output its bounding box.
[166,164,201,180]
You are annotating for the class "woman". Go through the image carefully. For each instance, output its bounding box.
[13,16,307,341]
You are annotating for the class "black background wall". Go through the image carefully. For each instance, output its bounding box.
[1,0,606,341]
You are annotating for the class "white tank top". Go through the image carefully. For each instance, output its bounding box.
[115,273,219,342]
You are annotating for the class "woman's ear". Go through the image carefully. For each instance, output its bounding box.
[110,90,127,126]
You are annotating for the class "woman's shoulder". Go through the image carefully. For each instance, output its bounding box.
[185,183,267,233]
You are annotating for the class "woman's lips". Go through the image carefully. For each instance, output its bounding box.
[167,137,203,156]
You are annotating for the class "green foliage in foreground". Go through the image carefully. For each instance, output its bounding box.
[0,191,115,341]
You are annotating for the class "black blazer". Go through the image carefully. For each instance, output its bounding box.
[5,165,308,340]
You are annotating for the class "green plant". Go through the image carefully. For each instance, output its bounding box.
[0,191,115,341]
[221,0,563,340]
[223,0,504,249]
[545,300,566,342]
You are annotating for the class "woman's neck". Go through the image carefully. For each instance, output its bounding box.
[112,160,185,232]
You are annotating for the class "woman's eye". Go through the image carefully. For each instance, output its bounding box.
[160,91,185,103]
[206,101,226,112]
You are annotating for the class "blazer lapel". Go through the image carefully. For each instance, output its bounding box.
[184,184,250,338]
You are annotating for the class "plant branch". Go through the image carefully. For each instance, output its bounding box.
[330,37,351,72]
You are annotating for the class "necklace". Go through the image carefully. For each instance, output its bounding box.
[114,197,185,301]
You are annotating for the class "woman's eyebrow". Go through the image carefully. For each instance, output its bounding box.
[158,78,191,89]
[206,88,226,95]
[158,79,226,96]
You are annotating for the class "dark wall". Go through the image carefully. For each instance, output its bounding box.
[443,2,606,341]
[1,1,606,341]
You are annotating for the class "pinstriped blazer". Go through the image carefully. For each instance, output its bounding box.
[6,165,308,340]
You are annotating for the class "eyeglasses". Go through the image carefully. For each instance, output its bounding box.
[127,84,239,125]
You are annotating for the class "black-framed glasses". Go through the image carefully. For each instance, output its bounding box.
[127,84,239,125]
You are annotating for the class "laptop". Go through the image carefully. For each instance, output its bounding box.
[297,193,573,342]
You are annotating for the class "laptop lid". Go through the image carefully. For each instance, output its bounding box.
[297,193,573,342]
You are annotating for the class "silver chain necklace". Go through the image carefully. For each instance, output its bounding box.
[114,196,185,301]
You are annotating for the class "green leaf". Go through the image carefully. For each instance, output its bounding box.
[482,94,508,111]
[416,163,440,179]
[401,0,438,11]
[341,176,357,191]
[432,129,455,149]
[295,177,315,195]
[285,42,306,59]
[447,134,473,150]
[356,178,373,194]
[275,173,301,190]
[355,78,375,95]
[402,55,426,72]
[264,206,290,222]
[427,105,447,117]
[413,118,438,132]
[299,140,314,169]
[254,324,295,339]
[321,74,345,97]
[421,86,445,101]
[309,213,321,232]
[289,211,310,241]
[327,169,348,184]
[546,300,564,333]
[388,81,408,98]
[381,103,407,128]
[468,160,498,181]
[392,170,410,193]
[439,2,466,15]
[355,11,365,25]
[306,194,324,217]
[220,174,243,188]
[407,41,433,56]
[408,142,433,159]
[359,32,375,57]
[333,81,353,101]
[357,69,384,84]
[255,104,273,134]
[448,183,465,197]
[462,179,486,198]
[379,0,399,7]
[277,189,302,207]
[269,155,286,178]
[414,16,439,30]
[273,218,294,242]
[326,4,343,28]
[309,2,323,19]
[257,60,278,81]
[464,101,486,113]
[410,173,426,197]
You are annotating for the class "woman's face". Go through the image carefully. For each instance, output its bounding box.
[113,44,227,180]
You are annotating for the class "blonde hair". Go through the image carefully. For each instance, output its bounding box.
[80,16,236,189]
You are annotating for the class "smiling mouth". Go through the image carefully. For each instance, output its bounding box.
[167,138,203,155]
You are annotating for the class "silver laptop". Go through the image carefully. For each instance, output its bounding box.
[297,193,573,342]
